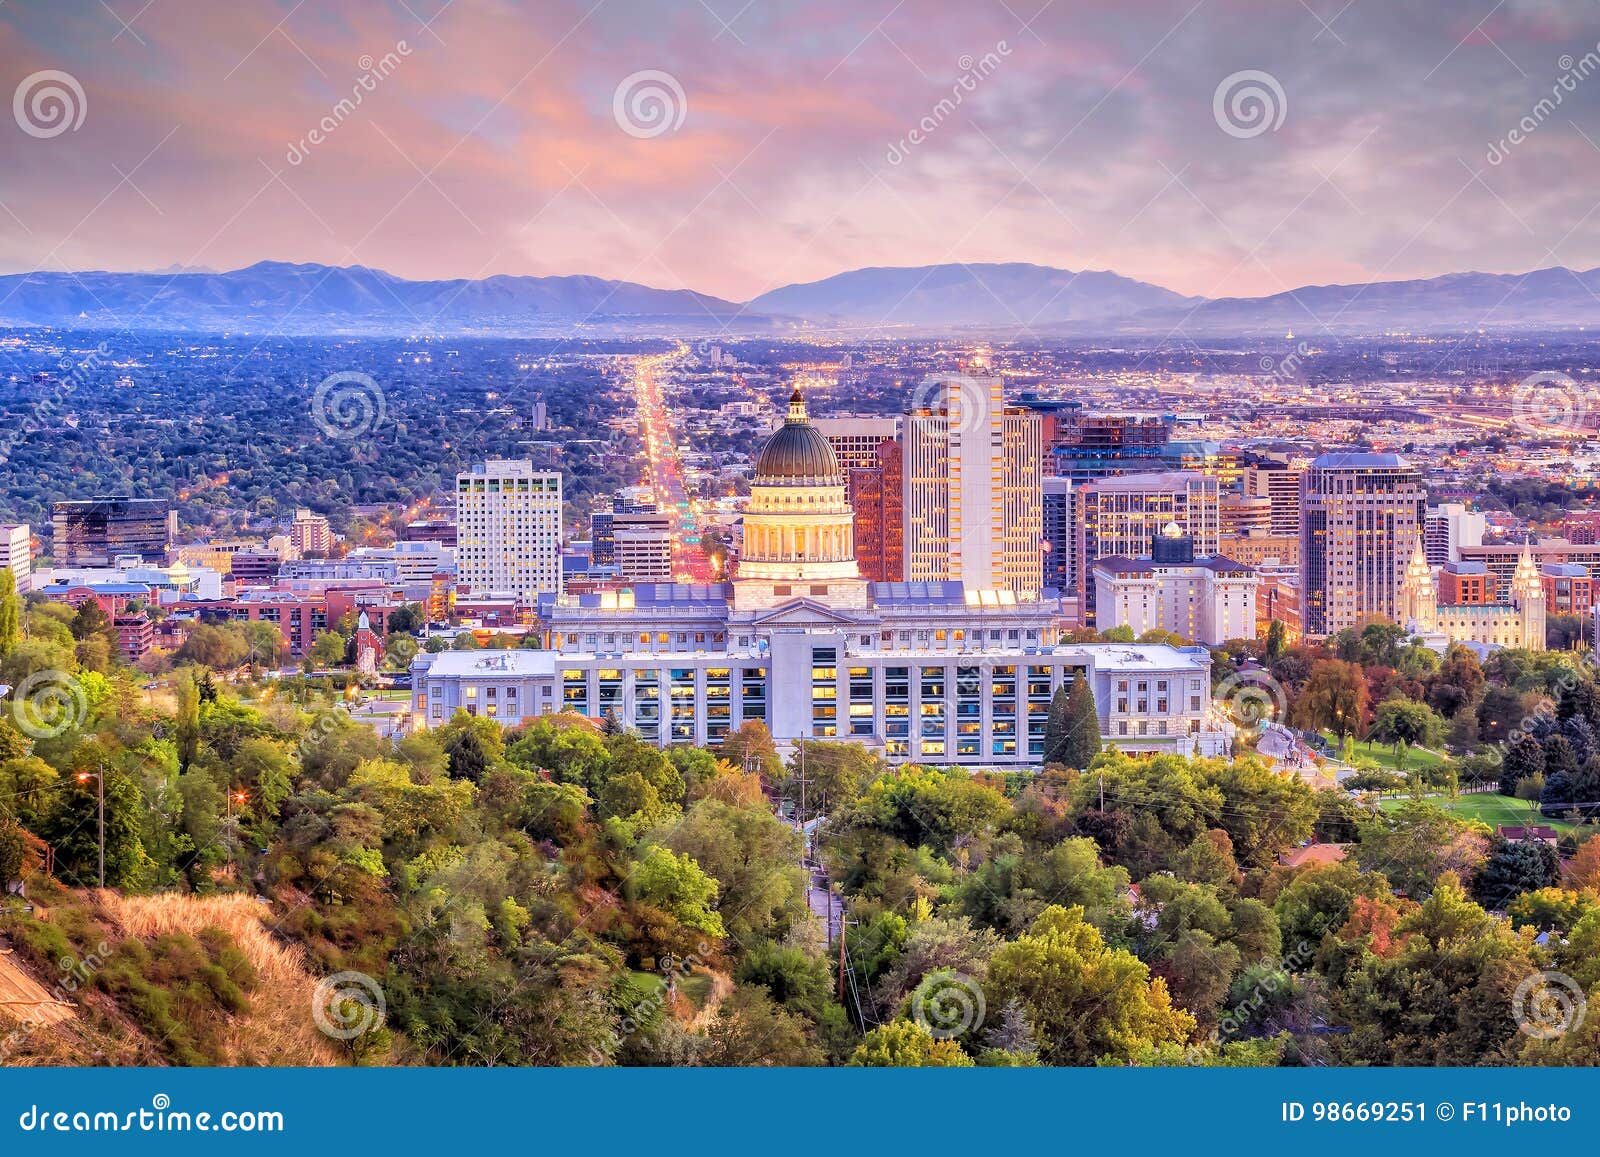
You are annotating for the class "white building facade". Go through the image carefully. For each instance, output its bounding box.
[455,459,563,601]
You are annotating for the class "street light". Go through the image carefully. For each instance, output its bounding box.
[75,770,104,888]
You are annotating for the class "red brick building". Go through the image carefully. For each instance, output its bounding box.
[847,438,904,583]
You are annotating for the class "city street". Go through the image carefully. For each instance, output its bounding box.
[630,347,716,583]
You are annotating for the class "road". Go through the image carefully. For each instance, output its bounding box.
[630,346,716,583]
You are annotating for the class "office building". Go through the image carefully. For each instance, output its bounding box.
[613,511,673,583]
[811,417,901,473]
[1423,503,1486,566]
[904,377,1043,597]
[456,459,564,601]
[290,509,334,557]
[1093,525,1258,646]
[52,497,175,566]
[0,523,30,593]
[1042,478,1072,594]
[1542,563,1595,615]
[1074,471,1221,619]
[1300,453,1425,636]
[1219,494,1273,538]
[1244,458,1305,539]
[847,438,904,583]
[1049,413,1172,481]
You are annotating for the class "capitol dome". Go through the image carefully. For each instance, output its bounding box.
[754,390,841,483]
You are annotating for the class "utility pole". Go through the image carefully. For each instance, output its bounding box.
[77,769,105,888]
[1099,771,1105,813]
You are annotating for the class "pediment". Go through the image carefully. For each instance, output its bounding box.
[746,598,873,628]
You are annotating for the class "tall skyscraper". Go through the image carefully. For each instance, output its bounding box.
[52,497,175,566]
[847,438,904,582]
[1074,471,1220,621]
[904,376,1043,597]
[1301,453,1425,636]
[456,459,564,601]
[0,523,30,593]
[290,509,334,557]
[1244,457,1305,538]
[1042,477,1072,594]
[1423,502,1486,565]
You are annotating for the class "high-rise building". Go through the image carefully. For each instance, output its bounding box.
[1219,494,1273,538]
[0,523,30,593]
[811,417,901,473]
[456,459,564,601]
[1423,503,1486,565]
[1160,441,1243,492]
[613,511,673,583]
[1049,412,1173,481]
[1074,471,1221,619]
[1301,453,1425,636]
[52,497,175,566]
[1042,477,1072,594]
[290,509,334,557]
[904,376,1043,597]
[847,438,904,582]
[1244,457,1305,539]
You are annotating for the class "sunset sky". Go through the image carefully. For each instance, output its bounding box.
[4,0,1600,302]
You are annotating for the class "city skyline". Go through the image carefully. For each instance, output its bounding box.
[7,1,1600,305]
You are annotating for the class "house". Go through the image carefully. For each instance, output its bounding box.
[1497,825,1559,846]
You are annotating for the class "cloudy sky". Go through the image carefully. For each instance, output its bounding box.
[3,0,1599,302]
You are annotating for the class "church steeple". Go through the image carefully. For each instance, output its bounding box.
[1400,532,1436,631]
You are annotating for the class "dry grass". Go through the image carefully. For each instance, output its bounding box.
[99,892,346,1066]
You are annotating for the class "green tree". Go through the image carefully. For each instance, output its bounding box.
[1291,659,1368,740]
[40,767,151,887]
[0,569,19,656]
[1044,676,1100,769]
[987,904,1195,1065]
[1368,698,1444,769]
[307,630,349,669]
[628,846,725,938]
[848,1020,974,1067]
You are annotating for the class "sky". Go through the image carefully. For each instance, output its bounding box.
[3,0,1600,303]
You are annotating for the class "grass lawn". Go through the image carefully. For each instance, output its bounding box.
[1321,733,1448,773]
[1379,791,1584,836]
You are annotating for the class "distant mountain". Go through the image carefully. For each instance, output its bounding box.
[1135,266,1600,334]
[747,262,1197,327]
[0,261,750,334]
[1,259,1595,336]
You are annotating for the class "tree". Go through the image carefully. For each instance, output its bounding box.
[848,1020,974,1067]
[175,621,250,670]
[1474,837,1560,910]
[308,630,349,669]
[1426,645,1484,719]
[662,798,807,941]
[0,569,19,657]
[241,620,286,669]
[719,720,781,781]
[1352,800,1488,898]
[785,740,882,821]
[1044,677,1100,769]
[1500,734,1544,797]
[1264,619,1287,663]
[1368,698,1443,769]
[1292,659,1368,740]
[628,847,725,939]
[986,904,1195,1065]
[174,668,201,772]
[40,767,151,887]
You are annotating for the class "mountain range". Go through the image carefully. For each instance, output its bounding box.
[0,259,1594,336]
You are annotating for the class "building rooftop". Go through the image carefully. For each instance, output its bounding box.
[1309,452,1412,469]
